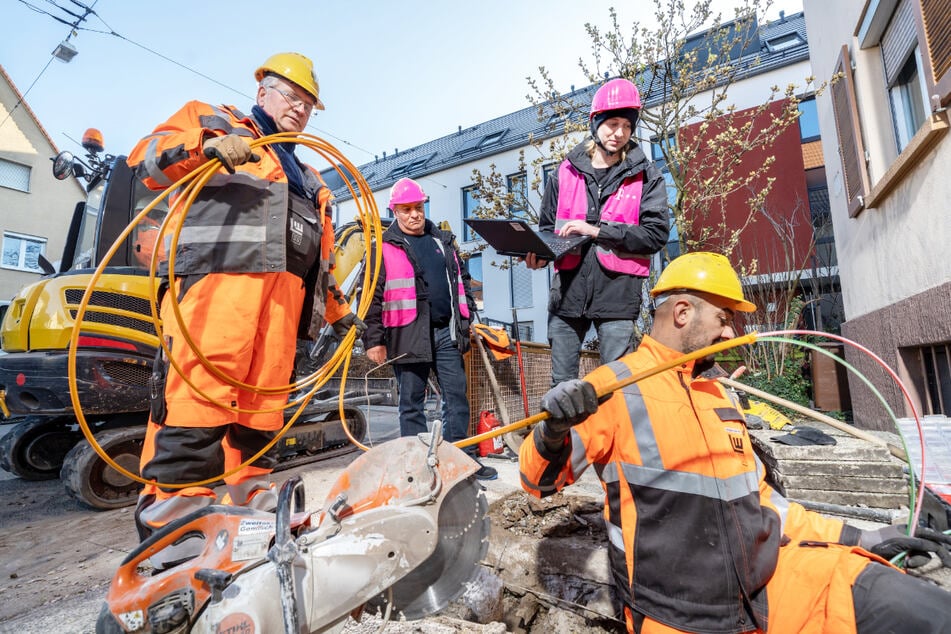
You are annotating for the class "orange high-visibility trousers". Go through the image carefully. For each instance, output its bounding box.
[137,271,305,531]
[626,542,885,634]
[157,271,305,431]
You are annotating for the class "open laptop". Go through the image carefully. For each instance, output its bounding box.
[464,218,592,261]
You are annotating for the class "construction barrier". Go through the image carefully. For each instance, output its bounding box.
[464,339,601,436]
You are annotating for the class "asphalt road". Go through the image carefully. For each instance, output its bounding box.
[0,404,407,632]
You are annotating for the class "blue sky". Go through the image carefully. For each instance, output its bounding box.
[2,0,802,168]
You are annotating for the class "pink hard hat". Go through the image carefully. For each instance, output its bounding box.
[388,178,428,209]
[590,78,642,117]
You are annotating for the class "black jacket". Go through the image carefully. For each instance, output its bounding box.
[364,220,476,364]
[539,141,669,320]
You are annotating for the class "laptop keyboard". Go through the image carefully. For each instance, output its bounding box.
[541,233,588,259]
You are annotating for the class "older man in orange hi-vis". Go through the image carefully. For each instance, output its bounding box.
[126,52,364,567]
[520,251,951,633]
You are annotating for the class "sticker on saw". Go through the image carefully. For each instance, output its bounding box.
[232,518,274,561]
[118,609,145,631]
[216,612,255,634]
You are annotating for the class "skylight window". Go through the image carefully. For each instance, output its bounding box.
[387,154,433,178]
[765,32,804,53]
[454,129,509,156]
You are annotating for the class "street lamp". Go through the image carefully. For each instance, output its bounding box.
[52,40,78,63]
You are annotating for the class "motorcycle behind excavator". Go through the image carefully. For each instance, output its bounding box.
[0,130,386,509]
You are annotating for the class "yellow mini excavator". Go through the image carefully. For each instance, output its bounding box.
[0,130,386,509]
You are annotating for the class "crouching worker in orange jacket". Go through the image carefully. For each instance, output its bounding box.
[520,251,951,633]
[126,52,365,567]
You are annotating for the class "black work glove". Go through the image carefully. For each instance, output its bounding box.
[540,379,600,436]
[202,134,261,174]
[331,312,367,339]
[861,524,951,569]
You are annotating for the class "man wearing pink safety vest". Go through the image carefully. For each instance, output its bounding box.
[364,178,497,480]
[526,77,669,386]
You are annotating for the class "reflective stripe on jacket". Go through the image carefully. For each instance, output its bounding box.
[554,160,648,275]
[126,100,348,336]
[381,239,471,328]
[519,335,853,633]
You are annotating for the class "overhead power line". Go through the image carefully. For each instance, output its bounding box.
[1,0,98,136]
[13,0,376,160]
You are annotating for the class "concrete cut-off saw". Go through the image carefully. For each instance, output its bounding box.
[95,427,489,633]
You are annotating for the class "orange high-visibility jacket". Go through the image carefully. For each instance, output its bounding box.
[126,100,348,336]
[520,335,855,632]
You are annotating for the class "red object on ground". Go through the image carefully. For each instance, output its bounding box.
[478,410,504,457]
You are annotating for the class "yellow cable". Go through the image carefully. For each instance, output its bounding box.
[67,133,381,488]
[68,131,761,487]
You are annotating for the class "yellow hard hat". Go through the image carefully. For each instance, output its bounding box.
[651,252,757,312]
[255,52,325,111]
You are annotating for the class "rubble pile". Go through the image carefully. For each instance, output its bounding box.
[445,491,623,633]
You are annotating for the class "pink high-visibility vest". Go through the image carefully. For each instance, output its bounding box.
[381,241,470,328]
[554,161,648,276]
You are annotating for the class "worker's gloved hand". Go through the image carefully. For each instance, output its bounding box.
[331,312,367,339]
[861,524,951,568]
[540,379,600,435]
[202,134,261,174]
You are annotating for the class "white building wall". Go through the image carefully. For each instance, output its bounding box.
[803,0,950,320]
[0,73,84,307]
[666,60,814,122]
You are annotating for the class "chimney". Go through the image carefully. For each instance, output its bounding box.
[383,151,387,159]
[779,10,785,22]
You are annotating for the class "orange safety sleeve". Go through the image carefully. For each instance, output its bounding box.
[126,101,221,190]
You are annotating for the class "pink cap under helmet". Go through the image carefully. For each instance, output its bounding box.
[388,178,428,209]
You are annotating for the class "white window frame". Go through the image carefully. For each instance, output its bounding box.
[2,231,47,273]
[888,45,930,152]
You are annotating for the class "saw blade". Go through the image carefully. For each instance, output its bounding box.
[373,477,489,619]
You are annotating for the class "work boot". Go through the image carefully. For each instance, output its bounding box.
[472,458,498,481]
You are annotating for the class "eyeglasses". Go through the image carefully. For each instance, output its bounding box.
[268,85,316,115]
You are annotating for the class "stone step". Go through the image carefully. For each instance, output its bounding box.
[787,490,910,508]
[749,429,894,462]
[774,472,907,494]
[760,459,903,478]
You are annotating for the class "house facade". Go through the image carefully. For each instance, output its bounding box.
[326,11,832,350]
[0,64,84,317]
[803,0,950,428]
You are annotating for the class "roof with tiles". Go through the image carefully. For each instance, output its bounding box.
[323,11,809,201]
